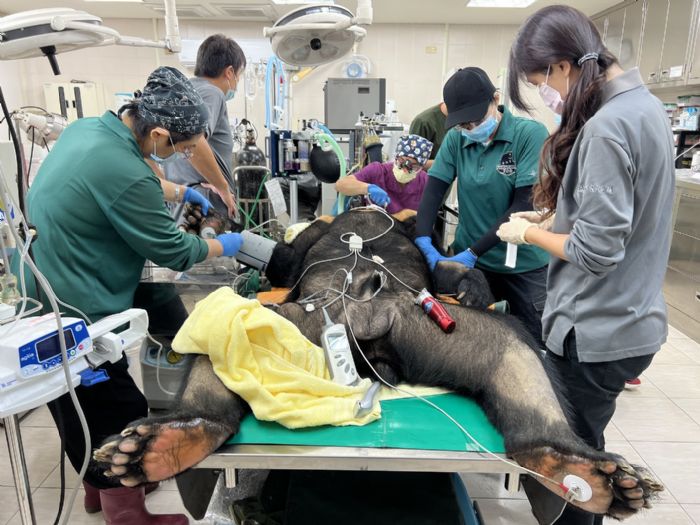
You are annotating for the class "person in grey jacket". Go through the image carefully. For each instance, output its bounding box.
[498,5,674,525]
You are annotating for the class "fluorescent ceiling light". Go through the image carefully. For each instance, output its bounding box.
[466,0,537,7]
[83,0,142,3]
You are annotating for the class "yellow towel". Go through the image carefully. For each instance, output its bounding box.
[172,287,380,428]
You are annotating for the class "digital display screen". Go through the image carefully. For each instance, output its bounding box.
[326,333,346,351]
[36,329,77,362]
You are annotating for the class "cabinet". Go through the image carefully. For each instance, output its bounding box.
[620,0,645,70]
[639,0,670,83]
[594,0,699,86]
[689,0,700,79]
[659,0,695,82]
[664,177,700,343]
[593,1,644,71]
[605,8,626,63]
[43,82,103,123]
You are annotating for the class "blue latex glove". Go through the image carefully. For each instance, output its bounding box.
[414,236,445,271]
[184,187,212,216]
[445,248,478,269]
[367,184,390,208]
[216,233,243,257]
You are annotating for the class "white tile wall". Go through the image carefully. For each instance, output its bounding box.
[11,19,556,133]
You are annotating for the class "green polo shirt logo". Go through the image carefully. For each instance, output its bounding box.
[496,151,516,176]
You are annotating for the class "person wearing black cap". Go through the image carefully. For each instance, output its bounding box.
[25,66,244,524]
[414,66,550,346]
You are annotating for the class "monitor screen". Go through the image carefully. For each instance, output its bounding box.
[36,329,77,362]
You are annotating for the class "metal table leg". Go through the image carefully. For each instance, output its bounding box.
[3,415,36,525]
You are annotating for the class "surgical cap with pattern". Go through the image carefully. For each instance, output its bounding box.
[395,134,433,166]
[138,66,209,136]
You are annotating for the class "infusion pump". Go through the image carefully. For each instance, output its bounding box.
[0,309,148,418]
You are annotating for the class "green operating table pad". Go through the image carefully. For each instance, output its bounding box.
[226,393,505,454]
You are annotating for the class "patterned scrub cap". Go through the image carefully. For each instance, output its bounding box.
[139,66,209,136]
[395,134,433,166]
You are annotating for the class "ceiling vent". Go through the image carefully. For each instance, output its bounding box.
[143,2,214,19]
[213,4,277,20]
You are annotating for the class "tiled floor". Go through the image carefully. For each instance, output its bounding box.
[2,326,700,524]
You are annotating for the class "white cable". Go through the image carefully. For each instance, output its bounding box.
[232,271,254,293]
[56,299,93,325]
[360,207,395,243]
[3,234,32,334]
[0,298,43,325]
[319,251,358,309]
[287,252,354,295]
[0,163,90,525]
[339,288,570,490]
[547,500,569,525]
[357,252,421,294]
[7,229,88,525]
[339,206,395,245]
[147,333,177,397]
[300,275,387,308]
[248,218,283,233]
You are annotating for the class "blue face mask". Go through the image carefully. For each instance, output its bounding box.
[150,134,186,166]
[461,116,499,144]
[226,77,236,101]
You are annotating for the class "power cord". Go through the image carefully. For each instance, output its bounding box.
[147,333,178,397]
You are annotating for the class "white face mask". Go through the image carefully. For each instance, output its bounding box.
[392,164,419,184]
[538,65,567,115]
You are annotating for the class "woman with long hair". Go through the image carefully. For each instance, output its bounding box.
[498,5,674,525]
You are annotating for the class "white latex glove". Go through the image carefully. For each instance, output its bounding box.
[510,211,556,231]
[497,217,537,245]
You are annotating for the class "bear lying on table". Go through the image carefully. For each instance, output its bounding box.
[95,208,663,521]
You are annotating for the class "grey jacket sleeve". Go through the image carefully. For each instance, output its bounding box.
[564,136,635,277]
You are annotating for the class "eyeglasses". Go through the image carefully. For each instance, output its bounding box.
[396,158,422,172]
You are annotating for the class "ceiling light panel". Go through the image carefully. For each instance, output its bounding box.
[466,0,537,7]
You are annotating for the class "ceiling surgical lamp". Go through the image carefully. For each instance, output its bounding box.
[264,0,372,67]
[0,2,182,75]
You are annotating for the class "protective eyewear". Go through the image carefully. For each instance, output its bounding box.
[395,158,422,172]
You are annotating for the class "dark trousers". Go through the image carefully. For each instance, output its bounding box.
[48,285,189,489]
[48,355,149,489]
[537,330,654,525]
[481,266,547,348]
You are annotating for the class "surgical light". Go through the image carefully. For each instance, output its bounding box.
[0,3,181,75]
[264,1,372,67]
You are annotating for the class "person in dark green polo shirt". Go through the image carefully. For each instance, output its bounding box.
[409,102,447,169]
[27,66,243,524]
[414,67,549,347]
